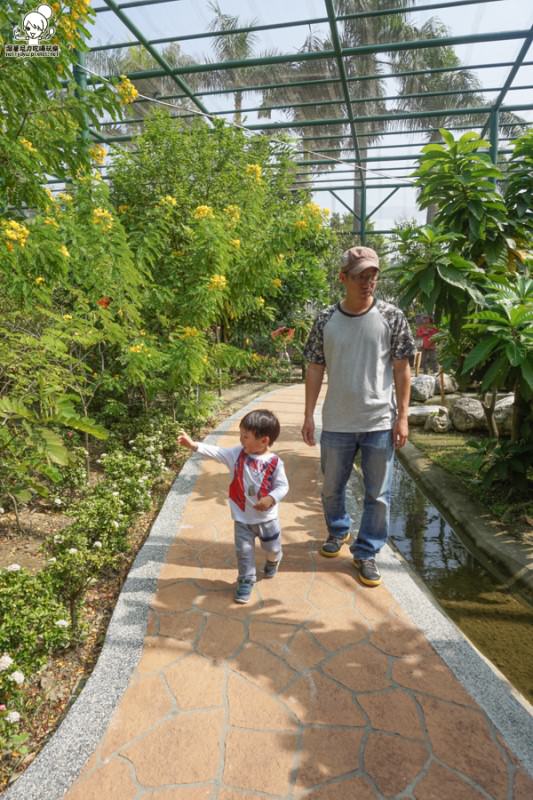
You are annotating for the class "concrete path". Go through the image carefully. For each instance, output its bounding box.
[6,384,533,800]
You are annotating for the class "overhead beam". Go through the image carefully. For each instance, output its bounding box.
[90,29,531,82]
[92,0,504,46]
[101,0,210,117]
[481,23,533,138]
[324,0,364,207]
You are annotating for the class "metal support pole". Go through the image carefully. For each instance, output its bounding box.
[73,51,90,153]
[360,184,367,244]
[330,191,359,220]
[489,108,499,165]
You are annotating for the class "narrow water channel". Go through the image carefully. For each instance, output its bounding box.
[389,461,533,704]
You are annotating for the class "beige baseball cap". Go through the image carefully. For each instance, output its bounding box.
[340,246,380,275]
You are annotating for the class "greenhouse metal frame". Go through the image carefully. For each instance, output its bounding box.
[76,0,533,239]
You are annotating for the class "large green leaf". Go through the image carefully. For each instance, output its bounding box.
[0,397,33,420]
[37,428,70,466]
[480,353,509,392]
[462,336,499,373]
[436,265,469,289]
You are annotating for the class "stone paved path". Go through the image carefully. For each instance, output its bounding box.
[65,385,533,800]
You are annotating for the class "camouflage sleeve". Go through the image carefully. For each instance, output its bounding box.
[377,301,416,361]
[302,306,336,365]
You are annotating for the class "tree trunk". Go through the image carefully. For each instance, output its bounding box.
[352,146,367,241]
[481,390,499,438]
[234,90,242,125]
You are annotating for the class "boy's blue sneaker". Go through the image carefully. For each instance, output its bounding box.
[263,555,282,579]
[234,578,254,604]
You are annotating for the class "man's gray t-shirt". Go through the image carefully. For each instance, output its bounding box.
[303,300,415,432]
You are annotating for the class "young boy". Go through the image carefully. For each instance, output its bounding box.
[177,409,289,604]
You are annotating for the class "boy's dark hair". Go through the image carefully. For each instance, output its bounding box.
[240,409,280,445]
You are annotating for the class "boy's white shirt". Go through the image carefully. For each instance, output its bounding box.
[196,443,289,524]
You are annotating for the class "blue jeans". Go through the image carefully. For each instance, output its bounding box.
[320,430,394,559]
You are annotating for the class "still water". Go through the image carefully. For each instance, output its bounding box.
[389,461,533,703]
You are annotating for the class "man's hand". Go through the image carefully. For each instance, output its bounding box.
[301,416,316,446]
[253,495,275,511]
[177,430,197,451]
[393,416,408,449]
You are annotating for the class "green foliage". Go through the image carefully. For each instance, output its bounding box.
[393,128,533,492]
[462,276,533,394]
[414,130,508,267]
[466,438,533,493]
[504,129,533,245]
[389,224,485,337]
[0,567,71,676]
[0,0,124,212]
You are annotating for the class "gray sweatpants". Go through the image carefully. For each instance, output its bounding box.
[234,520,282,581]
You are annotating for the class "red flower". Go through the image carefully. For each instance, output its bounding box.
[272,326,294,341]
[97,296,111,308]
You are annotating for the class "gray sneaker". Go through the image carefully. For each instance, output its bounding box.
[320,533,350,558]
[353,557,382,586]
[264,555,282,578]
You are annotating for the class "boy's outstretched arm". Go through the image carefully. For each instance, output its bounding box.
[177,431,198,451]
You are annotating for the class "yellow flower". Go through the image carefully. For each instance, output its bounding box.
[44,188,54,200]
[224,204,241,223]
[208,274,227,291]
[256,297,265,308]
[276,254,285,264]
[181,326,200,338]
[3,220,29,248]
[116,76,139,105]
[202,356,208,364]
[139,329,146,336]
[63,314,73,320]
[89,144,106,166]
[71,0,91,16]
[271,278,282,289]
[59,245,70,258]
[20,138,36,153]
[245,164,262,182]
[294,219,308,229]
[58,192,73,203]
[92,207,113,231]
[117,204,129,214]
[305,201,322,216]
[129,343,145,353]
[159,195,177,207]
[230,238,240,249]
[193,205,214,220]
[44,217,59,227]
[35,276,45,285]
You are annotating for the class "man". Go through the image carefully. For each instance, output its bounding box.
[416,315,439,374]
[301,246,415,586]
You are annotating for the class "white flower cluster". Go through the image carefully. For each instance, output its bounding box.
[0,653,14,672]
